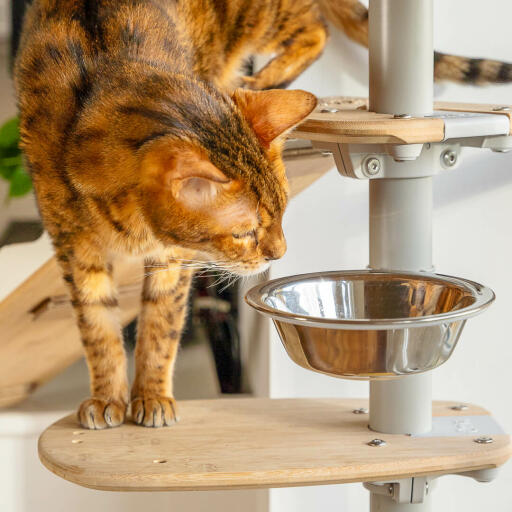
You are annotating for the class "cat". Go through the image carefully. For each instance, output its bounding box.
[14,0,512,429]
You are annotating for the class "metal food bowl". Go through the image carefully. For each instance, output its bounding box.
[245,270,494,379]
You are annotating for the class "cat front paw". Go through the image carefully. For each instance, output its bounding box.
[131,396,178,427]
[77,398,127,429]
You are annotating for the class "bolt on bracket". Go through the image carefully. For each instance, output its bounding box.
[364,477,432,504]
[312,141,461,179]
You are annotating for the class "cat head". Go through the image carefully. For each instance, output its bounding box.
[138,86,316,275]
[67,76,316,275]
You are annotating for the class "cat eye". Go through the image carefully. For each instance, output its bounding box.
[232,229,257,240]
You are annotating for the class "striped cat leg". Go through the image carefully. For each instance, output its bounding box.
[131,256,194,427]
[57,247,129,429]
[243,20,327,90]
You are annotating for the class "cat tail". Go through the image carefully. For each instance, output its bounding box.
[315,0,512,85]
[434,52,512,85]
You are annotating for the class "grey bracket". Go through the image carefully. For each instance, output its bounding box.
[364,467,499,505]
[312,141,461,179]
[309,110,512,180]
[364,477,432,504]
[363,414,505,503]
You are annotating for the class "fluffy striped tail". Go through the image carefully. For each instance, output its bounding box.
[316,0,512,85]
[434,52,512,84]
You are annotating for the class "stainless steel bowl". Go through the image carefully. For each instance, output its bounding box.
[245,270,494,379]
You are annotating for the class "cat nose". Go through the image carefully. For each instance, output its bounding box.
[262,233,286,261]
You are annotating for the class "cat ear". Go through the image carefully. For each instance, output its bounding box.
[143,142,231,209]
[163,149,231,209]
[232,89,317,148]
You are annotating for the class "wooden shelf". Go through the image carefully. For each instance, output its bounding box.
[294,97,512,144]
[38,398,511,492]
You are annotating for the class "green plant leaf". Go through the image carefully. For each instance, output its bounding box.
[0,144,21,160]
[8,166,32,197]
[0,117,20,149]
[0,155,23,168]
[0,165,16,180]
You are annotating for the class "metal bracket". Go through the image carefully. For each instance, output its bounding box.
[364,477,432,504]
[312,141,460,179]
[363,466,500,505]
[308,109,512,181]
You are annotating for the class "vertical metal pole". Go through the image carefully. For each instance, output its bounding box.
[370,494,433,512]
[367,2,434,509]
[369,0,433,117]
[368,0,434,437]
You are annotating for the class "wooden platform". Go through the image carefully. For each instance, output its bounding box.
[38,398,511,492]
[294,97,512,144]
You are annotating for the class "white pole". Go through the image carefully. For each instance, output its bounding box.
[369,0,433,117]
[368,0,434,437]
[370,494,433,512]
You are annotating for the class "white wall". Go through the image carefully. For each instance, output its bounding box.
[258,0,512,510]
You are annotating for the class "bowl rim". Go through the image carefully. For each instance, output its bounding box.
[245,269,495,330]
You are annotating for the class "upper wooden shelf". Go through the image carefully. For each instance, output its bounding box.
[38,398,511,492]
[294,97,512,144]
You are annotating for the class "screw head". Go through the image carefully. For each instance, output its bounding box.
[450,404,469,411]
[368,439,387,447]
[364,157,381,176]
[474,436,494,444]
[321,108,339,113]
[353,407,369,414]
[394,113,412,119]
[442,149,458,167]
[493,106,511,112]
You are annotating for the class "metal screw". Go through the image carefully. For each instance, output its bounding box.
[474,436,494,444]
[493,106,511,112]
[441,149,458,167]
[320,108,339,113]
[450,404,468,411]
[364,157,381,176]
[353,407,369,414]
[394,113,412,119]
[368,439,387,447]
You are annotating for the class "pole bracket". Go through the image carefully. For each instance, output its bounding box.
[364,477,431,504]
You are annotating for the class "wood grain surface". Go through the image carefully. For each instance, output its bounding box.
[38,398,511,492]
[293,97,512,143]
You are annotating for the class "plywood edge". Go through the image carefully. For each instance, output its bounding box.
[37,399,512,492]
[38,439,511,492]
[295,117,445,145]
[294,98,512,143]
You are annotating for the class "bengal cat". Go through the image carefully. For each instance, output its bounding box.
[15,0,512,429]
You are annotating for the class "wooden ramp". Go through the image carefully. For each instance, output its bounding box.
[38,398,511,492]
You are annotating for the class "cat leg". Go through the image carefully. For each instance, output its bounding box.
[243,21,328,90]
[131,253,194,427]
[56,245,129,429]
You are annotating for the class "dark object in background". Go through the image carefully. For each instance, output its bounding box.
[0,220,43,247]
[193,275,242,394]
[11,0,30,61]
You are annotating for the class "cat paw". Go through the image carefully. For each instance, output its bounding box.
[131,396,178,427]
[77,398,127,429]
[240,75,259,89]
